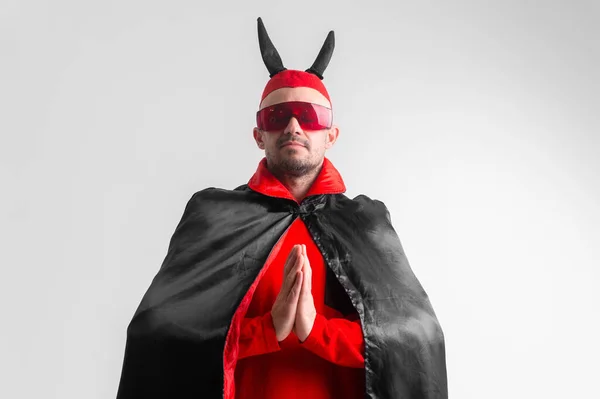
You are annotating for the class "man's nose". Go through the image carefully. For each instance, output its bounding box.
[284,116,303,135]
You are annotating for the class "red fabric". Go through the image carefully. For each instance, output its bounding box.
[247,156,346,202]
[261,69,331,104]
[222,157,365,399]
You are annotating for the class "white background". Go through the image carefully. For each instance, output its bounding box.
[1,1,599,398]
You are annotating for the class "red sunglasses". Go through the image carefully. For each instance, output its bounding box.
[256,101,333,131]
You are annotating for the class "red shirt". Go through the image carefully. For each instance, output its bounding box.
[222,157,365,399]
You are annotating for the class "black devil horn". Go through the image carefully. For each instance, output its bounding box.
[305,30,335,80]
[257,17,286,78]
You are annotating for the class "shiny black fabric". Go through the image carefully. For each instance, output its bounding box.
[116,185,448,399]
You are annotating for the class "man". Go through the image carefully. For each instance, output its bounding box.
[116,17,447,399]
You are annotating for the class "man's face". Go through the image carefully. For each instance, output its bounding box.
[253,87,340,177]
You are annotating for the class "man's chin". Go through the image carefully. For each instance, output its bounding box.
[271,157,314,176]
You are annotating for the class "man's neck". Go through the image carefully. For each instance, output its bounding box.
[269,164,322,203]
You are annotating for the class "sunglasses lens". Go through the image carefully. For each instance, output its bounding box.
[296,107,319,129]
[267,108,291,130]
[257,102,332,131]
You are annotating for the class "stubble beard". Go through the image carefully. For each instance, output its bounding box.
[267,148,317,178]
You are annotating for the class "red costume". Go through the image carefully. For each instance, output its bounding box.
[228,157,365,399]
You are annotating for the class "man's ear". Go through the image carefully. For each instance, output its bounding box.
[325,125,340,149]
[253,127,265,149]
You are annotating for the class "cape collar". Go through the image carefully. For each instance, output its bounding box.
[248,156,346,203]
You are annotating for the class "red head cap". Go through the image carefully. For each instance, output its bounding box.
[260,69,331,104]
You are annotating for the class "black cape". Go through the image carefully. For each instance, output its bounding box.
[116,185,447,398]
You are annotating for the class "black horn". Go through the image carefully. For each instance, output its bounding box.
[257,17,286,77]
[305,30,335,80]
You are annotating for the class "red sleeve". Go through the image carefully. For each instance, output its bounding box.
[237,312,281,360]
[299,313,365,368]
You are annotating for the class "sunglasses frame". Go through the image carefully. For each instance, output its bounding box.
[256,101,333,132]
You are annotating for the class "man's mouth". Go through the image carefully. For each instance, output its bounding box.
[281,141,305,148]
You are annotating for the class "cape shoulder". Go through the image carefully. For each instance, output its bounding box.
[181,185,392,223]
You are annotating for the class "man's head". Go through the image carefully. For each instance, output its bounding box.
[254,18,338,177]
[253,85,339,178]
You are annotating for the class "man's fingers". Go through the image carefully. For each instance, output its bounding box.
[283,245,299,276]
[287,271,303,302]
[304,251,312,290]
[298,247,311,294]
[284,245,302,277]
[282,250,303,293]
[301,254,310,294]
